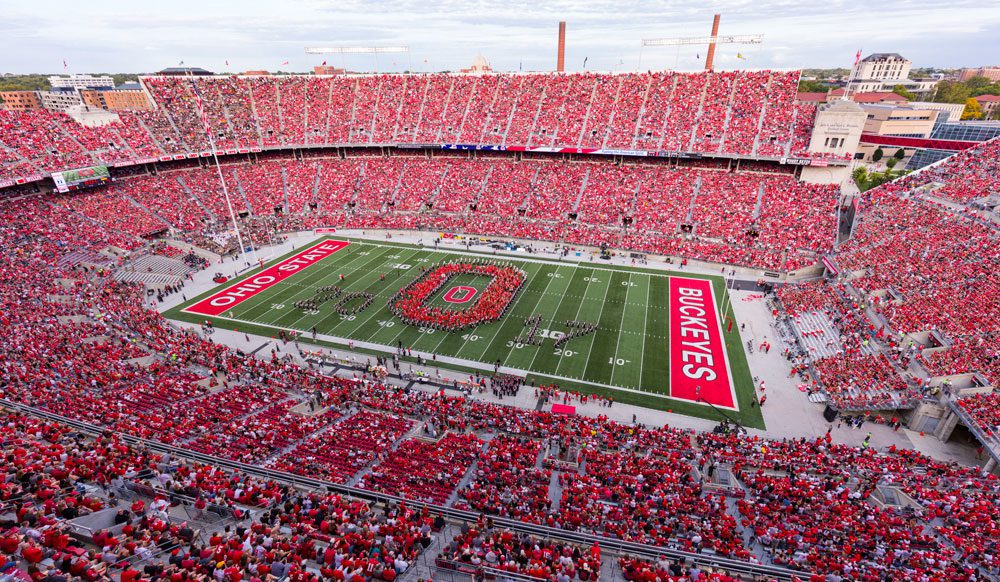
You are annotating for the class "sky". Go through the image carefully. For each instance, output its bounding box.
[3,0,1000,75]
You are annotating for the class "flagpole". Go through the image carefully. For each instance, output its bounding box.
[187,73,255,268]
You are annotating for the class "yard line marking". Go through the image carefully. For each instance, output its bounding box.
[525,263,580,373]
[553,267,596,378]
[337,247,427,339]
[267,245,399,332]
[577,271,614,381]
[308,247,423,338]
[380,251,461,351]
[609,272,633,387]
[236,243,379,325]
[473,261,566,364]
[450,260,549,361]
[638,275,650,389]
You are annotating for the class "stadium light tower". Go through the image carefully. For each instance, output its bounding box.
[640,14,763,71]
[304,46,411,71]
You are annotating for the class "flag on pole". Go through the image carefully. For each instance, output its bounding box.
[226,59,230,67]
[189,82,211,133]
[854,49,862,66]
[63,60,68,70]
[583,57,588,69]
[282,60,289,65]
[179,60,185,66]
[737,53,746,60]
[321,60,327,66]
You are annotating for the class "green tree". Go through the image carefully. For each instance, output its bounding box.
[872,148,884,162]
[962,98,984,120]
[798,80,833,93]
[933,80,972,104]
[894,148,906,160]
[0,74,50,92]
[965,76,992,91]
[852,167,869,190]
[891,84,916,101]
[886,157,898,169]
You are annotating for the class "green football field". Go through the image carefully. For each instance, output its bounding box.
[166,236,763,427]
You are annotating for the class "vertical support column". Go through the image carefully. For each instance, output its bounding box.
[557,21,567,72]
[705,14,721,71]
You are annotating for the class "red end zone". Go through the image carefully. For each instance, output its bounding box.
[185,240,350,317]
[668,277,737,410]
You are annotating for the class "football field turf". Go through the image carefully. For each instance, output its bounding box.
[166,236,763,428]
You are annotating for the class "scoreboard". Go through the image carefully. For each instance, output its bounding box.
[52,165,110,193]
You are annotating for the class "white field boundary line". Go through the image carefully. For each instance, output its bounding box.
[331,238,688,280]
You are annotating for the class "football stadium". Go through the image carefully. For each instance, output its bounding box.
[1,6,999,582]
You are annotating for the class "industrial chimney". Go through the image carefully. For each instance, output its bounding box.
[704,14,721,71]
[557,21,566,72]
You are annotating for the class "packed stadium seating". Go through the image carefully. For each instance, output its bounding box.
[0,70,817,184]
[2,66,1000,581]
[764,137,1000,413]
[37,154,839,272]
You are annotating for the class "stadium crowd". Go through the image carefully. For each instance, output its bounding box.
[0,69,817,187]
[0,65,999,582]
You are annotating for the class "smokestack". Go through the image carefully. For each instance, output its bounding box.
[557,21,566,72]
[705,14,721,71]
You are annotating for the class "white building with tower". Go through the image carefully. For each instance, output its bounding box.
[846,53,936,96]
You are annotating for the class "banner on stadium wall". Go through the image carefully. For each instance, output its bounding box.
[781,157,811,166]
[314,227,338,234]
[51,165,110,193]
[442,144,507,151]
[443,144,649,157]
